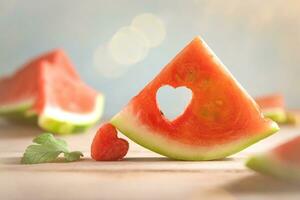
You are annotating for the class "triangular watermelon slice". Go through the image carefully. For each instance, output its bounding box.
[110,37,279,160]
[246,136,300,182]
[255,94,288,124]
[0,49,104,134]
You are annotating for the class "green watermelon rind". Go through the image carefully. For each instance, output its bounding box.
[111,108,279,161]
[38,95,105,135]
[263,108,288,124]
[0,100,34,116]
[285,112,299,125]
[0,95,104,134]
[0,100,37,123]
[246,154,300,182]
[38,116,95,134]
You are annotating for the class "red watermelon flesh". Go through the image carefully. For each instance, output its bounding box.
[34,51,99,114]
[273,136,300,165]
[247,136,300,182]
[111,37,279,160]
[0,49,104,134]
[255,94,285,110]
[91,123,129,161]
[0,61,39,111]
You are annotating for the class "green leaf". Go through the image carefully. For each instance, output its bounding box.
[21,133,83,164]
[33,133,55,144]
[21,145,62,164]
[64,151,84,162]
[33,133,68,152]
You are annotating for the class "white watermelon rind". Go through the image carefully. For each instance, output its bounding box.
[38,95,105,134]
[0,95,104,134]
[111,107,279,161]
[246,154,300,182]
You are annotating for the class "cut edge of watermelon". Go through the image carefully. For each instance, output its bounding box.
[246,154,300,182]
[111,107,279,160]
[38,95,105,134]
[200,38,262,113]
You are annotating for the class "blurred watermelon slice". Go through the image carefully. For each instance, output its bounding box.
[246,136,300,182]
[0,49,104,134]
[255,94,288,124]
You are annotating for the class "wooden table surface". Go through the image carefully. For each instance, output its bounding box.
[0,119,299,200]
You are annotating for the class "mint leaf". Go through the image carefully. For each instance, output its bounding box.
[33,133,68,152]
[33,133,54,144]
[21,133,83,164]
[21,145,62,164]
[64,151,84,162]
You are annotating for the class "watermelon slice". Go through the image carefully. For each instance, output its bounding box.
[110,37,279,160]
[285,110,300,125]
[0,49,104,134]
[246,136,300,182]
[255,94,288,124]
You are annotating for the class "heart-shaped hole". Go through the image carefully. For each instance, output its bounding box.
[156,85,192,120]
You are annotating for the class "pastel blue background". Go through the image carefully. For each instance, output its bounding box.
[1,0,299,117]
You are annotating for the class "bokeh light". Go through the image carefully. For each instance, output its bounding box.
[108,26,149,65]
[94,13,166,79]
[131,13,166,48]
[93,45,129,79]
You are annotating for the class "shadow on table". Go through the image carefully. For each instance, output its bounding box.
[124,157,174,162]
[124,157,235,162]
[222,173,300,194]
[0,156,231,166]
[0,157,173,166]
[189,174,300,200]
[0,156,78,165]
[0,156,20,165]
